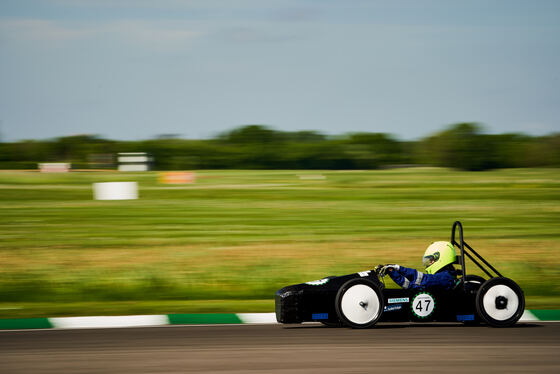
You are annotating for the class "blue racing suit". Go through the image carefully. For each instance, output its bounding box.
[387,265,455,290]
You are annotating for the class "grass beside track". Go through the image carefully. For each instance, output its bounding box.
[0,168,559,318]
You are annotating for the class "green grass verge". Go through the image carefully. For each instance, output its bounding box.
[0,300,274,318]
[0,168,559,317]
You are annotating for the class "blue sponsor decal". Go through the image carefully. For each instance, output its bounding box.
[388,297,409,304]
[384,304,403,312]
[312,313,329,320]
[456,314,475,321]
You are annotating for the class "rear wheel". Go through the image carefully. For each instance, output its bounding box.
[320,320,343,327]
[460,275,485,325]
[463,274,485,288]
[476,277,525,327]
[335,278,384,328]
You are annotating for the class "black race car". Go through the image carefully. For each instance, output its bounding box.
[275,221,525,328]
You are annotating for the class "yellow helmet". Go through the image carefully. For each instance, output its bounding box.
[423,241,456,274]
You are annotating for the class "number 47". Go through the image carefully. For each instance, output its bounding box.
[416,299,431,312]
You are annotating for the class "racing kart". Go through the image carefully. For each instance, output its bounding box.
[275,221,525,328]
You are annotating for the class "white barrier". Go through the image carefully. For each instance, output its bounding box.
[93,182,138,200]
[118,152,152,171]
[39,163,70,172]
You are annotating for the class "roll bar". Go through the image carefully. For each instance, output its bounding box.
[451,221,503,290]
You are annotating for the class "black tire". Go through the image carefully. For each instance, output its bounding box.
[320,320,343,327]
[460,275,486,325]
[463,274,486,287]
[335,278,384,329]
[455,274,486,293]
[476,277,525,327]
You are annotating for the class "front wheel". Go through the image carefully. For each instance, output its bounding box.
[320,320,343,328]
[335,278,384,328]
[476,277,525,327]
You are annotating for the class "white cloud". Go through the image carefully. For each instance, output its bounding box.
[104,20,203,48]
[0,19,203,48]
[214,26,302,44]
[51,0,199,8]
[49,0,263,10]
[0,19,93,42]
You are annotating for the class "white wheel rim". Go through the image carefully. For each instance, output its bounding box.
[482,284,519,321]
[340,284,380,325]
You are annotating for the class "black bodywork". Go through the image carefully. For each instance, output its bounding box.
[275,221,524,327]
[276,273,480,325]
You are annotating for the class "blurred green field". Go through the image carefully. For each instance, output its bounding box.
[0,168,559,317]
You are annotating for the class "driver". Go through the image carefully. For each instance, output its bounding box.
[381,241,458,290]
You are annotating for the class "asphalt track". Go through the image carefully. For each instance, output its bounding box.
[1,322,559,373]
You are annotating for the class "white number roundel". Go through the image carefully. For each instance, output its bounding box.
[412,293,435,318]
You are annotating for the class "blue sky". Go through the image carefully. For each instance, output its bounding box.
[1,0,559,141]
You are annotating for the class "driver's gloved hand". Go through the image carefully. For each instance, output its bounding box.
[383,264,400,273]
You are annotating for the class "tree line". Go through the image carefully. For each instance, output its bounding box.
[1,123,558,171]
